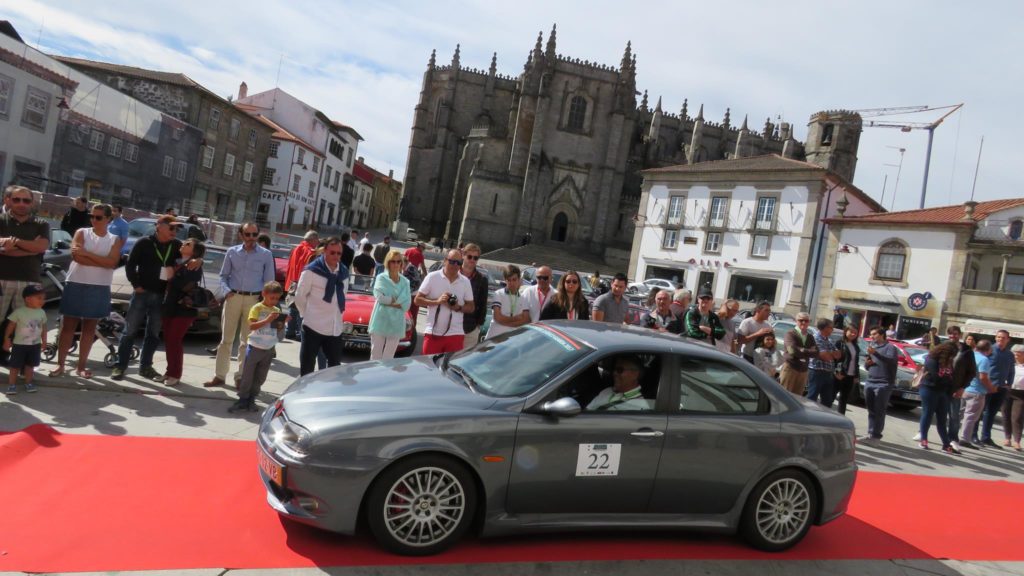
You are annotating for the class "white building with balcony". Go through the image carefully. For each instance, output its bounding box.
[816,198,1024,341]
[237,86,361,231]
[247,113,323,228]
[628,155,881,315]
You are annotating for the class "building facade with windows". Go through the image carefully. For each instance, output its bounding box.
[247,112,324,229]
[816,198,1024,340]
[236,87,362,231]
[0,25,66,189]
[351,161,375,229]
[56,57,273,221]
[403,28,862,267]
[629,155,881,315]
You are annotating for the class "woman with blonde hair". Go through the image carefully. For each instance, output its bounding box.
[367,249,410,360]
[539,270,590,321]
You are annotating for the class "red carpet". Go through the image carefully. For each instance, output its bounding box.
[1,424,1022,572]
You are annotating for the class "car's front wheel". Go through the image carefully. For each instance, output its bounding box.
[366,455,477,556]
[740,469,817,551]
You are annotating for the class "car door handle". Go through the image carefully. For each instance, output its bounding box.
[630,429,664,438]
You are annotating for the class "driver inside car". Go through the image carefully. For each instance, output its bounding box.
[586,355,654,411]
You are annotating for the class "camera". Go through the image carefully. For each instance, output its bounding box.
[446,294,459,307]
[644,314,658,328]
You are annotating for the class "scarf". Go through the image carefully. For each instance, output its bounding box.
[305,255,348,313]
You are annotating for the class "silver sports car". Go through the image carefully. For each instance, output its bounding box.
[257,321,857,555]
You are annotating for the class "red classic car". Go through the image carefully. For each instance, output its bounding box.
[341,274,418,356]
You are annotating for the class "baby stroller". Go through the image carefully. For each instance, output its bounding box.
[41,263,139,368]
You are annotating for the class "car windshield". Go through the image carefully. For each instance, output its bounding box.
[447,324,591,397]
[202,249,225,273]
[905,346,929,364]
[348,274,374,294]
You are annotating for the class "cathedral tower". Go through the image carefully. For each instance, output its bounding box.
[804,110,862,182]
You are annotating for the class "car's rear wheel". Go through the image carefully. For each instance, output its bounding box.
[740,469,817,552]
[366,455,477,556]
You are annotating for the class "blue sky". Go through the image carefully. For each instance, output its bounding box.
[2,0,1020,212]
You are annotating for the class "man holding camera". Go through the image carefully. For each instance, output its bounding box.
[415,249,474,355]
[640,290,681,334]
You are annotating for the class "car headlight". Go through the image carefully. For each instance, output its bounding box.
[404,315,412,333]
[269,417,312,458]
[342,321,354,334]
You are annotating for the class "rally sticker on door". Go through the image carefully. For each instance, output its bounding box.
[575,443,621,477]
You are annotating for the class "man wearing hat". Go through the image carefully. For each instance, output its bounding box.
[683,287,725,344]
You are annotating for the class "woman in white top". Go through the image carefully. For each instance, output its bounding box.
[50,203,123,378]
[1008,344,1024,451]
[487,265,532,340]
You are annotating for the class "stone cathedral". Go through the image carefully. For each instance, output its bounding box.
[400,26,862,266]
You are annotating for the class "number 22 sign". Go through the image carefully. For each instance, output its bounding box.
[575,443,622,477]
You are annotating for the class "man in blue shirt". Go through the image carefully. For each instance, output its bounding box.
[807,318,843,407]
[959,339,996,449]
[203,222,275,389]
[860,325,899,444]
[980,330,1016,447]
[107,204,129,244]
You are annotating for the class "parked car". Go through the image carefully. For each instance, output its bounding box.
[257,322,857,555]
[405,228,419,241]
[269,244,292,286]
[40,229,74,302]
[521,266,563,287]
[887,340,929,371]
[628,278,678,295]
[121,218,202,256]
[339,274,417,356]
[827,332,920,409]
[110,245,224,335]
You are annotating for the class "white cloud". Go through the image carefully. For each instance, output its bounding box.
[1,0,1021,211]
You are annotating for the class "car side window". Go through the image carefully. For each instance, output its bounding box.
[677,356,767,415]
[557,353,662,412]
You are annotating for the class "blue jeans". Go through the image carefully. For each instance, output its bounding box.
[807,369,835,407]
[918,385,950,447]
[864,383,893,439]
[118,290,163,370]
[981,387,1008,442]
[947,394,962,443]
[286,302,303,338]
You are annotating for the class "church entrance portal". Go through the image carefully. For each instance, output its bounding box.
[551,212,568,242]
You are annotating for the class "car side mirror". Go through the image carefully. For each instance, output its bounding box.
[539,397,581,417]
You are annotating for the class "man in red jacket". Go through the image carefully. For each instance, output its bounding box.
[284,230,318,340]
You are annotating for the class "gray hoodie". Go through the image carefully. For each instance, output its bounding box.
[865,340,899,386]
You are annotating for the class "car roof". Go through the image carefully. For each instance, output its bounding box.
[543,320,732,357]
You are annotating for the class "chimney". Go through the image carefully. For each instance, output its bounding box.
[962,200,978,220]
[238,81,248,100]
[357,156,364,164]
[388,169,394,179]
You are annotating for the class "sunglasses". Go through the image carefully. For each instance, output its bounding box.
[242,232,259,238]
[464,254,479,261]
[536,275,550,281]
[11,197,32,204]
[447,258,463,266]
[564,279,579,285]
[90,214,106,221]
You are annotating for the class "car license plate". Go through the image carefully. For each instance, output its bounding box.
[197,310,210,320]
[258,448,284,486]
[901,391,918,400]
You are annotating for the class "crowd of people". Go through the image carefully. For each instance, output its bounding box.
[3,184,1022,448]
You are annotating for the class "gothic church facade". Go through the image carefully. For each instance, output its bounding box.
[401,26,861,265]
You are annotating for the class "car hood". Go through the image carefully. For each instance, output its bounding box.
[342,293,375,323]
[281,356,498,423]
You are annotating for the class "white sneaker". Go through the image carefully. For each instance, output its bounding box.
[912,432,922,441]
[950,440,962,452]
[165,377,180,387]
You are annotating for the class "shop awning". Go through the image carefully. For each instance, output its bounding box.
[837,298,902,314]
[727,267,788,279]
[643,258,695,269]
[962,319,1024,339]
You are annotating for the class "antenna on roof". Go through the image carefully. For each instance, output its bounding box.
[969,136,984,201]
[275,53,284,88]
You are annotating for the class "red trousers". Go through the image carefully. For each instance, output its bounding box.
[162,316,195,379]
[421,334,464,355]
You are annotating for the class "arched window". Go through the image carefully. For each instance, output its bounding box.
[1009,219,1023,241]
[875,241,907,281]
[567,96,587,131]
[551,212,569,242]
